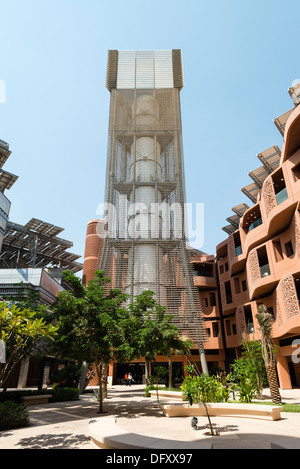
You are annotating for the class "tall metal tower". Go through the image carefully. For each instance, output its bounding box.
[99,50,208,373]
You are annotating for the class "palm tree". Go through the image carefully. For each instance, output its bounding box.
[256,304,282,404]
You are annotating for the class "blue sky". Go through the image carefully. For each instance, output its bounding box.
[0,0,299,268]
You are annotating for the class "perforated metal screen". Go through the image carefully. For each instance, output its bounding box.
[100,52,207,348]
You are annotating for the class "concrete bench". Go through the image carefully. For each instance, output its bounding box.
[149,390,185,401]
[89,417,212,450]
[21,394,52,406]
[162,402,284,421]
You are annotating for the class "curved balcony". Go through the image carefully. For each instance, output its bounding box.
[281,104,300,163]
[230,162,299,270]
[246,244,277,299]
[193,275,217,289]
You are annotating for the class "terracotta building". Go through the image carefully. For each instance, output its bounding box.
[216,80,300,389]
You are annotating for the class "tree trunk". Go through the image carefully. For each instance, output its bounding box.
[266,364,281,404]
[202,400,217,436]
[168,356,172,389]
[95,360,104,413]
[79,362,89,395]
[102,363,109,399]
[155,380,160,408]
[145,361,150,383]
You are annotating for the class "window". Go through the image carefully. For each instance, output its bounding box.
[292,163,300,182]
[232,323,237,335]
[209,293,216,307]
[294,277,300,304]
[285,241,294,258]
[225,320,231,336]
[272,169,288,205]
[177,293,182,307]
[206,328,211,338]
[234,232,242,256]
[257,245,270,278]
[193,263,214,277]
[212,322,219,337]
[234,277,241,294]
[244,305,254,333]
[219,264,224,275]
[273,240,283,262]
[225,262,229,272]
[225,281,232,304]
[242,280,247,292]
[204,298,208,307]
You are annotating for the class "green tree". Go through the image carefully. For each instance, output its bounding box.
[227,357,257,403]
[149,365,168,408]
[228,338,267,402]
[0,302,58,390]
[53,270,128,413]
[181,365,223,436]
[241,338,267,399]
[256,304,282,404]
[3,282,51,321]
[51,362,82,388]
[119,290,191,385]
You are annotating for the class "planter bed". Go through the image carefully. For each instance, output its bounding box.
[149,390,185,401]
[161,402,284,421]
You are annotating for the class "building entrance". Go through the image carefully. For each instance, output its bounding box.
[116,363,146,385]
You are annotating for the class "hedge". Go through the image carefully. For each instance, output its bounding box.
[0,401,30,431]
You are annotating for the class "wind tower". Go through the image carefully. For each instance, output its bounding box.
[99,50,208,373]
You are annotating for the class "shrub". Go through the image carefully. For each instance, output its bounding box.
[227,354,262,403]
[144,384,164,397]
[181,373,232,405]
[0,401,29,430]
[49,387,80,402]
[0,387,80,404]
[0,389,51,404]
[51,364,82,388]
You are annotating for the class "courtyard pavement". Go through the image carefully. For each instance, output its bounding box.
[0,385,300,450]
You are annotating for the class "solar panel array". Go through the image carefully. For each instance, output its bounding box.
[0,218,83,272]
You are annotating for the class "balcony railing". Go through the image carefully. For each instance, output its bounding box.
[235,245,242,256]
[193,270,214,278]
[249,217,262,231]
[275,187,288,205]
[260,263,271,278]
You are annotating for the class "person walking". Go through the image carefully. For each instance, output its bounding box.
[128,372,133,386]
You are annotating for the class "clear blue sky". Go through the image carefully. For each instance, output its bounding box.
[0,0,298,268]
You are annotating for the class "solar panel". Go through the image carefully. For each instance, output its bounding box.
[226,214,240,229]
[0,141,11,169]
[0,170,18,191]
[248,165,271,188]
[222,225,237,235]
[241,182,261,203]
[232,203,249,217]
[288,81,300,106]
[257,145,281,172]
[1,219,83,272]
[273,108,294,136]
